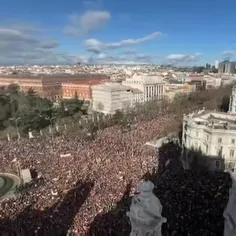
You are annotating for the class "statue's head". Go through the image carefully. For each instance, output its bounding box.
[139,180,154,197]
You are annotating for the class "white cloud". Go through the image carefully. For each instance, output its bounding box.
[86,51,154,64]
[222,50,235,59]
[166,53,200,64]
[64,10,111,36]
[0,23,80,65]
[84,31,163,53]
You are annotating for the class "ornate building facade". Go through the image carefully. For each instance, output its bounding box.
[182,109,236,171]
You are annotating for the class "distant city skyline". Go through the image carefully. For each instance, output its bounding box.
[1,0,236,65]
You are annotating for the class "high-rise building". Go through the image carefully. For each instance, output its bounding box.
[215,60,219,69]
[218,60,235,74]
[218,61,226,73]
[225,61,235,74]
[205,63,211,69]
[229,84,236,114]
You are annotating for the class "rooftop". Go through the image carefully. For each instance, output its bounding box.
[61,79,108,86]
[0,74,110,81]
[92,83,133,92]
[185,109,236,130]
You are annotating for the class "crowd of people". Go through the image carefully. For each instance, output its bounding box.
[0,111,231,236]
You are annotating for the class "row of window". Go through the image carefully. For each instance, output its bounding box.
[63,89,88,93]
[196,131,235,144]
[216,137,235,144]
[63,92,89,98]
[204,144,235,157]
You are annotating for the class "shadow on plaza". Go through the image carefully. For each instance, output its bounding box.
[89,141,232,236]
[0,179,94,236]
[89,181,132,236]
[146,141,231,236]
[88,141,183,236]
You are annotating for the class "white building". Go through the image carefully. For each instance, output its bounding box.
[122,75,165,102]
[229,84,236,114]
[91,83,143,114]
[215,60,219,69]
[182,109,236,171]
[204,76,222,88]
[224,168,236,236]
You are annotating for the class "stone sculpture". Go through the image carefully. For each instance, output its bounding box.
[127,181,167,236]
[224,166,236,236]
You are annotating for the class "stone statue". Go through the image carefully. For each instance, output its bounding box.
[127,181,167,236]
[224,164,236,236]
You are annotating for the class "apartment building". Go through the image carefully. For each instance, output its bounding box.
[218,60,236,74]
[204,76,222,88]
[91,83,142,114]
[61,78,109,101]
[0,74,109,101]
[182,109,236,171]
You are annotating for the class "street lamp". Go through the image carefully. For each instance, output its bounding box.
[45,117,56,140]
[130,123,138,158]
[123,118,137,159]
[10,117,21,140]
[11,158,22,178]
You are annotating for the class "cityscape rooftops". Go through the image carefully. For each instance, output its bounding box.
[0,74,109,80]
[61,78,108,86]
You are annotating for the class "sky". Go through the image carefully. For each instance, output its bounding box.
[1,0,236,66]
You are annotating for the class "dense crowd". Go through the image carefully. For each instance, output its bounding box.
[89,142,231,236]
[0,112,231,236]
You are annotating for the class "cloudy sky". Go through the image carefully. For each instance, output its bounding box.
[0,0,236,65]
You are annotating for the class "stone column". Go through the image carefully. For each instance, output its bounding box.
[127,181,167,236]
[28,131,33,139]
[55,124,59,132]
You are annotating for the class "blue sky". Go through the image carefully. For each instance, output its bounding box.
[0,0,236,65]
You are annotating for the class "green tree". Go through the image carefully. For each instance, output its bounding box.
[7,83,20,94]
[0,94,11,130]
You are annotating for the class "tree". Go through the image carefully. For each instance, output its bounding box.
[63,98,85,117]
[96,102,104,111]
[27,88,37,107]
[7,83,20,94]
[112,110,125,125]
[0,94,11,130]
[192,66,205,73]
